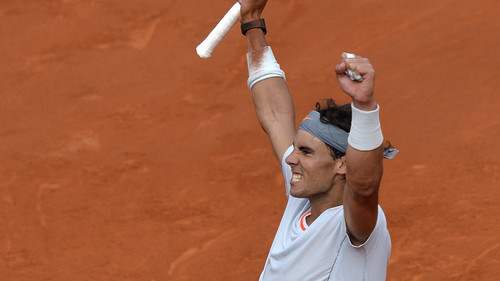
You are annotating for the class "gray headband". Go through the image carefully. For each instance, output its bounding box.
[298,110,399,159]
[299,110,348,154]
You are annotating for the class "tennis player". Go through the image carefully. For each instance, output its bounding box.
[239,0,398,280]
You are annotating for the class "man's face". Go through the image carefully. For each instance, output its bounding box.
[285,130,341,198]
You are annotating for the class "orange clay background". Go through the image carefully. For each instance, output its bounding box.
[1,0,499,280]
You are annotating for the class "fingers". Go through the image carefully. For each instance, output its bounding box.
[239,0,268,22]
[335,62,346,74]
[338,53,373,81]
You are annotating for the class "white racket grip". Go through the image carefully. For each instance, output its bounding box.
[196,2,241,59]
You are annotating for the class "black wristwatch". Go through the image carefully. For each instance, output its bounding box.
[241,19,267,35]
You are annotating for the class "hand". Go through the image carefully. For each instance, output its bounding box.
[238,0,268,22]
[335,54,377,110]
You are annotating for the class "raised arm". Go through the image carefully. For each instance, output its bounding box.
[335,54,384,245]
[239,0,296,163]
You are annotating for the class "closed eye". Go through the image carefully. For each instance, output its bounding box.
[298,146,313,155]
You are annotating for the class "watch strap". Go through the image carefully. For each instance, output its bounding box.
[241,19,267,35]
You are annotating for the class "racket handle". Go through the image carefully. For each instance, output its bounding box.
[196,2,241,59]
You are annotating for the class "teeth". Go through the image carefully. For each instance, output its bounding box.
[292,174,303,182]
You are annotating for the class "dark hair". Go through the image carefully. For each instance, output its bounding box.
[315,99,352,159]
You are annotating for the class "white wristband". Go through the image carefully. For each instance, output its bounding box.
[348,103,384,151]
[246,46,286,89]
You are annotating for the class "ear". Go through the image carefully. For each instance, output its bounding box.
[336,156,347,175]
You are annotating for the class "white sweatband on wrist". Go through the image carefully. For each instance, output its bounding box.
[246,46,286,89]
[348,103,384,151]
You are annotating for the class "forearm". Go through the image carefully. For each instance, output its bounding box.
[243,16,292,123]
[241,4,295,160]
[245,37,293,137]
[343,102,384,244]
[346,103,384,196]
[245,28,268,51]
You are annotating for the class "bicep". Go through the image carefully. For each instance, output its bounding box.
[343,188,379,246]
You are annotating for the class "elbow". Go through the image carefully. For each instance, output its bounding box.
[346,171,383,199]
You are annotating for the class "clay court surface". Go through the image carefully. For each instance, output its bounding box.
[1,0,499,280]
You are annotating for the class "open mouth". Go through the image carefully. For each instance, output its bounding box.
[292,174,303,182]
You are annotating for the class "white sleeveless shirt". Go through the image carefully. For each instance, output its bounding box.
[259,146,391,281]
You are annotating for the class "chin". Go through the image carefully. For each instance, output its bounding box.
[290,188,307,198]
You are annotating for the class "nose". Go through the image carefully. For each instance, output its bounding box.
[285,148,298,166]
